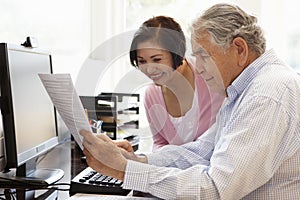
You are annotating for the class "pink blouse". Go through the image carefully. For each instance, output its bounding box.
[144,57,224,151]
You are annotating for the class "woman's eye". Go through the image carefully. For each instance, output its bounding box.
[138,60,146,64]
[153,58,162,62]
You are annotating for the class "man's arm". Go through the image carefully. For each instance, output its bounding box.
[80,131,128,180]
[123,95,297,199]
[146,122,217,169]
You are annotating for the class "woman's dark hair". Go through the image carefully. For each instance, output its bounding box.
[129,16,186,69]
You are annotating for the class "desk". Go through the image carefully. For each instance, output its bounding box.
[0,140,71,199]
[0,133,153,199]
[40,139,155,199]
[36,140,96,199]
[33,140,74,200]
[66,193,159,199]
[0,140,87,199]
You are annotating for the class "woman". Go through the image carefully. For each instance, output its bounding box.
[129,16,224,150]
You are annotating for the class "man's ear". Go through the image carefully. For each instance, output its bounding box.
[232,37,248,67]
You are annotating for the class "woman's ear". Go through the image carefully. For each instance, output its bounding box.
[232,37,248,67]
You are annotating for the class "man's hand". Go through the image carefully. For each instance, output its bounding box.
[80,130,127,180]
[83,148,125,180]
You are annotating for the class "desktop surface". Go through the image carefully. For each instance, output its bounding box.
[0,132,153,199]
[70,166,131,196]
[67,193,160,199]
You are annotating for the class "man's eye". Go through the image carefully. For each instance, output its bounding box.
[192,49,210,58]
[192,52,210,60]
[201,54,210,58]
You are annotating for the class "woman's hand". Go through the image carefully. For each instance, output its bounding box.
[114,139,148,163]
[114,139,134,153]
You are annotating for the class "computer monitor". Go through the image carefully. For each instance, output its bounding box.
[0,43,64,187]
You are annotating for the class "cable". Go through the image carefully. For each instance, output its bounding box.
[2,189,16,200]
[26,185,70,192]
[2,186,70,199]
[0,176,71,192]
[0,176,47,188]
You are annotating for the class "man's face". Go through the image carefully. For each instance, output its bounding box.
[192,32,236,96]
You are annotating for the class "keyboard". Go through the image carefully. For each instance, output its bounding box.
[69,167,131,196]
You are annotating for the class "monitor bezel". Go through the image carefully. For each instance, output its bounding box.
[0,43,59,171]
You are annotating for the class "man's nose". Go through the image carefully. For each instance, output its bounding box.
[195,60,205,74]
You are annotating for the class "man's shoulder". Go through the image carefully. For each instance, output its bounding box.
[251,65,300,99]
[256,65,299,86]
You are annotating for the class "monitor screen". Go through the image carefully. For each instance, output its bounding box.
[0,43,58,170]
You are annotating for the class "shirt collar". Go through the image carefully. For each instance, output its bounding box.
[227,49,278,100]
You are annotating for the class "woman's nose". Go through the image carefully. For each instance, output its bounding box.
[145,64,157,74]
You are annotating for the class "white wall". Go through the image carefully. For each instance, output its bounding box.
[75,0,136,96]
[0,0,91,81]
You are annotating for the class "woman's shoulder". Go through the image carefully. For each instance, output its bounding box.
[145,84,161,95]
[144,84,164,106]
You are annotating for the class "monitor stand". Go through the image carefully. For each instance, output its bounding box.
[1,158,64,200]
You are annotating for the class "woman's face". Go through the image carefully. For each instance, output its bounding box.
[136,41,174,86]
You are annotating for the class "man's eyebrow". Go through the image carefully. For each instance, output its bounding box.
[192,48,206,55]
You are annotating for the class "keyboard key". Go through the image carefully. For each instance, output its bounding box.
[70,167,131,196]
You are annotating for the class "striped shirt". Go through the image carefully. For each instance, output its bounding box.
[123,49,300,200]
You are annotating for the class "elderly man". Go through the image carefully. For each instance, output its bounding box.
[80,3,300,199]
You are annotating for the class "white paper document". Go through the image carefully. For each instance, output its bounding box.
[39,73,92,150]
